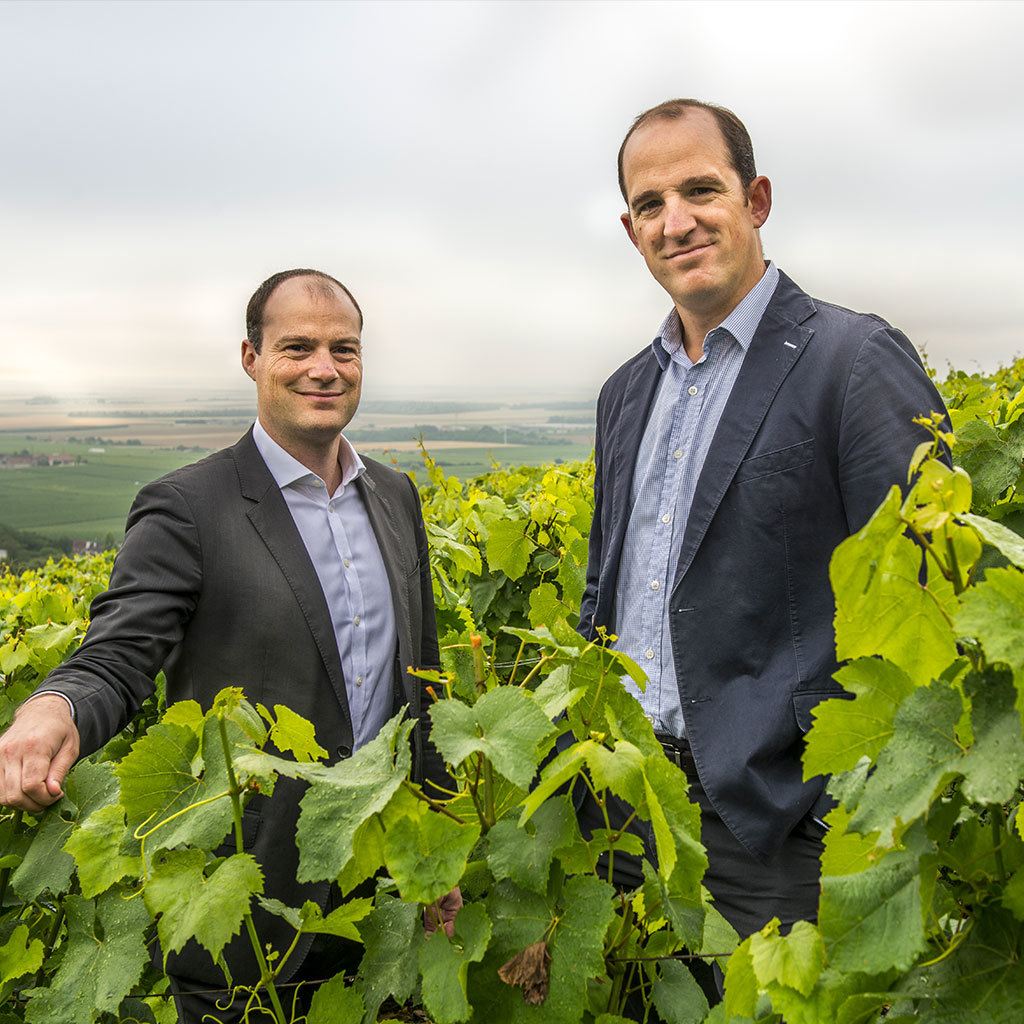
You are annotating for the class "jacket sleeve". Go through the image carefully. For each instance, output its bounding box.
[837,325,949,532]
[32,478,203,757]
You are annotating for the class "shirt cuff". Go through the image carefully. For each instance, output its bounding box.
[26,690,76,723]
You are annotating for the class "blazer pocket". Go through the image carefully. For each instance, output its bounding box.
[734,438,815,485]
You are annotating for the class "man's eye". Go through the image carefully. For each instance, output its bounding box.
[637,200,660,215]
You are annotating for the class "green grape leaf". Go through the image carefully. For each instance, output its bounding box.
[642,754,706,889]
[143,849,263,965]
[484,518,536,581]
[803,659,914,779]
[831,487,958,681]
[429,686,555,789]
[957,568,1024,715]
[0,925,43,987]
[306,971,365,1024]
[357,893,423,1022]
[418,902,491,1024]
[820,805,878,878]
[115,716,238,853]
[954,418,1024,508]
[749,919,825,997]
[848,683,963,843]
[384,809,481,906]
[959,511,1024,569]
[723,938,758,1019]
[64,802,141,898]
[520,740,596,823]
[336,815,387,896]
[487,795,582,895]
[1003,866,1024,920]
[649,958,709,1024]
[12,759,119,901]
[960,668,1024,805]
[259,715,414,883]
[532,664,586,720]
[263,703,328,763]
[586,739,646,806]
[912,907,1024,1023]
[818,828,933,973]
[23,889,151,1024]
[546,875,617,1023]
[257,897,373,941]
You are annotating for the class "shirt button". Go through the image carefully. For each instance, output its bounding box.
[644,648,655,660]
[343,558,351,568]
[354,614,361,626]
[673,449,683,460]
[688,385,699,396]
[661,513,671,524]
[650,580,660,591]
[355,675,363,687]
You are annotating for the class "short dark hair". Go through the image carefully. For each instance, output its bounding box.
[245,269,364,352]
[617,98,757,203]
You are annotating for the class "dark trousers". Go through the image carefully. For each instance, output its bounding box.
[576,738,823,1010]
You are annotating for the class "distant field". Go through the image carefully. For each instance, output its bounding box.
[0,433,593,540]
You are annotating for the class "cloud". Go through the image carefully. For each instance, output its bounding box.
[1,0,1021,395]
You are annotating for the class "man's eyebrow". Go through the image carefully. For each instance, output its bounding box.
[630,175,727,211]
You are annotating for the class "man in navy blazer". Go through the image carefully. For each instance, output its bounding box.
[579,99,947,937]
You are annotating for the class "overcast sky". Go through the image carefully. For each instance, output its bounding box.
[2,0,1021,400]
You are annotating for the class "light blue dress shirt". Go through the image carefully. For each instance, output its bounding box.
[613,262,780,738]
[253,421,398,751]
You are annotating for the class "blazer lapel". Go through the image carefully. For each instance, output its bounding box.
[354,469,413,673]
[674,274,816,585]
[232,431,354,747]
[607,351,663,550]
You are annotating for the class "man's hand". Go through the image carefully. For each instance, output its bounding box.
[424,886,463,938]
[0,695,79,813]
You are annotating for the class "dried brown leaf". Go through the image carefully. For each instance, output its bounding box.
[498,939,551,1005]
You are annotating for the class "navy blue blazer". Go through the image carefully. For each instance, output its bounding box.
[580,271,947,863]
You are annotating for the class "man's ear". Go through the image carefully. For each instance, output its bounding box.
[241,339,257,381]
[620,211,640,250]
[748,175,772,229]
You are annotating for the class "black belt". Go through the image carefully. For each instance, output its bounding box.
[655,732,696,773]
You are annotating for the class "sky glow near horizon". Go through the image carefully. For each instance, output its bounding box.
[2,0,1022,399]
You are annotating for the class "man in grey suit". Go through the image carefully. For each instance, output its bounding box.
[579,100,947,941]
[0,269,449,1019]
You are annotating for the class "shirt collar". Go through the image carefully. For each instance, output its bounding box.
[252,419,365,492]
[652,261,780,370]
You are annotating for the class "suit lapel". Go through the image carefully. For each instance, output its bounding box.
[354,468,412,673]
[608,351,663,545]
[232,431,354,747]
[674,274,816,586]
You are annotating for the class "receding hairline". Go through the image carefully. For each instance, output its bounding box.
[265,274,360,317]
[617,98,757,203]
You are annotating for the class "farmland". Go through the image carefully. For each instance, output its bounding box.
[0,390,594,548]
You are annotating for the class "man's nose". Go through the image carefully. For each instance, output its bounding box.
[662,196,697,239]
[306,349,339,380]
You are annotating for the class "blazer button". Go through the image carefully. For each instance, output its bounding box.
[336,745,352,759]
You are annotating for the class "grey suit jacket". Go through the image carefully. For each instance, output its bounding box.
[581,271,948,863]
[39,428,440,983]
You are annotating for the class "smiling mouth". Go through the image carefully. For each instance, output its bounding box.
[296,391,343,399]
[665,243,712,260]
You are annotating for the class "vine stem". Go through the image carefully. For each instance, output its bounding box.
[217,717,287,1024]
[992,807,1008,885]
[400,779,466,825]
